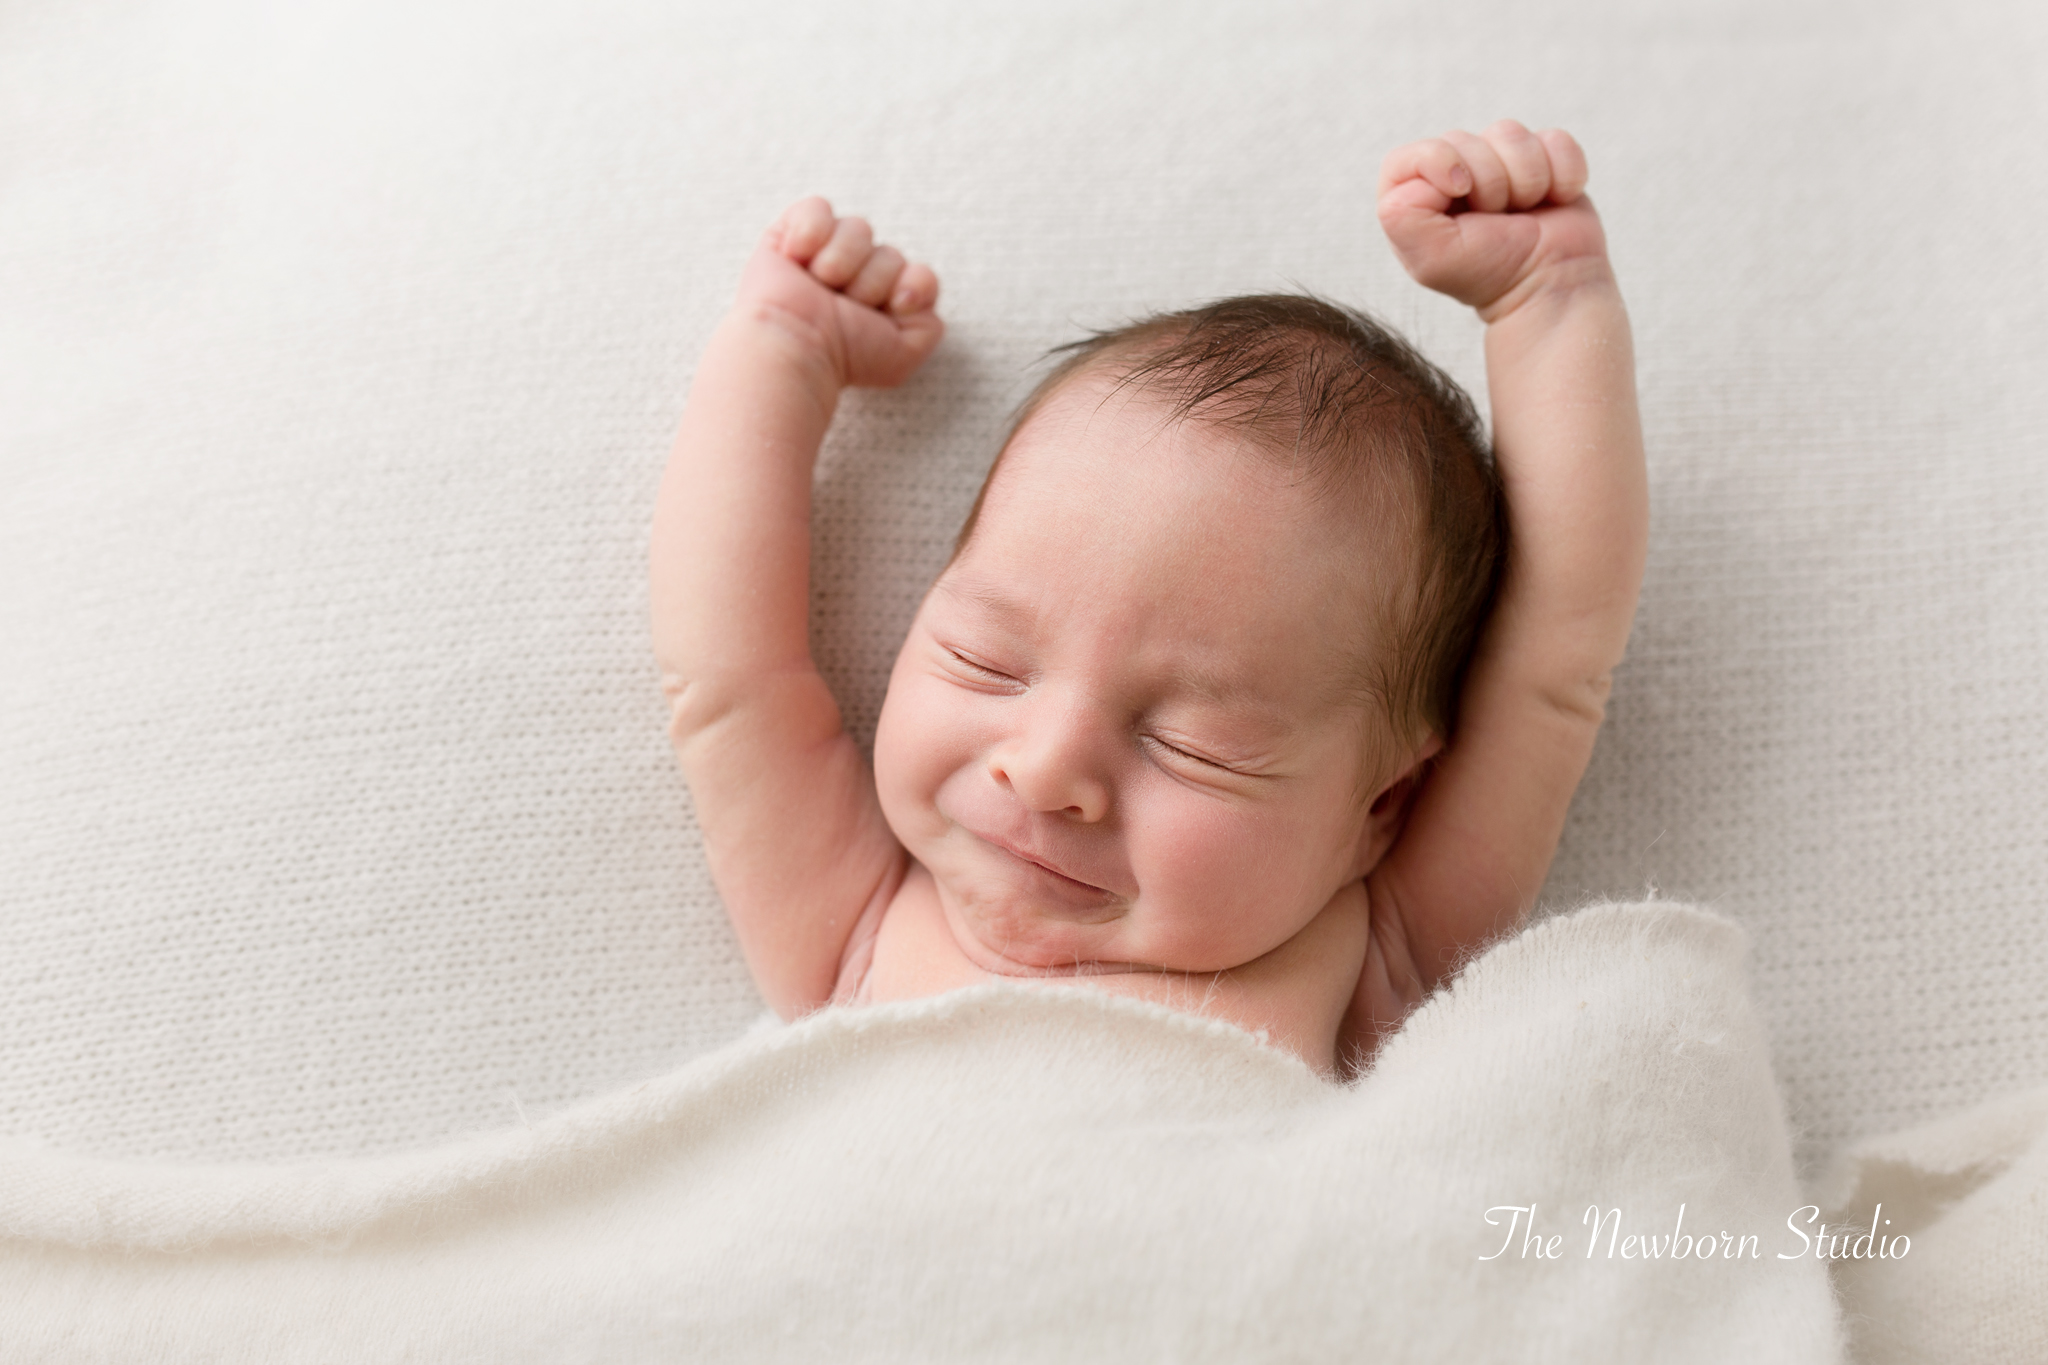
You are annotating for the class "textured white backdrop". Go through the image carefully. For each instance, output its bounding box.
[2,0,2043,1169]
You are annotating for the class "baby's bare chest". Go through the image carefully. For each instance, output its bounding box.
[843,865,1369,1076]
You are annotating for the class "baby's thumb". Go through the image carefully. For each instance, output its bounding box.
[1377,191,1461,276]
[1377,177,1456,240]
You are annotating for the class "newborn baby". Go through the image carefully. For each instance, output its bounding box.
[651,121,1646,1077]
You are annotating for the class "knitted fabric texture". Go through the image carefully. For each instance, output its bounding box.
[1,0,2044,1174]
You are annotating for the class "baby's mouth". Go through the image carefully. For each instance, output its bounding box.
[973,831,1117,908]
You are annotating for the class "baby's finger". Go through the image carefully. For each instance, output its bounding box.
[772,196,836,263]
[808,215,874,289]
[844,243,907,309]
[888,261,940,316]
[1376,138,1473,206]
[1483,119,1552,210]
[1538,128,1589,204]
[1442,129,1512,213]
[893,307,946,371]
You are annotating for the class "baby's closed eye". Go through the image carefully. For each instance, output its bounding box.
[940,646,1026,690]
[1138,727,1292,788]
[1141,732,1236,770]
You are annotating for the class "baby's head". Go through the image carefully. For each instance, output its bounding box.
[872,295,1502,977]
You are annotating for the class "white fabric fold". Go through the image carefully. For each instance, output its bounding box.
[1820,1086,2048,1365]
[0,902,1842,1364]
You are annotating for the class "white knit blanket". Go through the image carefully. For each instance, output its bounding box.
[0,902,1845,1362]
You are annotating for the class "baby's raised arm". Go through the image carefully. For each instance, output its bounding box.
[650,199,939,1016]
[1359,122,1649,1016]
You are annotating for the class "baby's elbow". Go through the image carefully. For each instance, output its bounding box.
[660,671,739,749]
[663,667,848,768]
[1535,670,1614,732]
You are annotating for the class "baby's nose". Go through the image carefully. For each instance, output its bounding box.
[986,702,1111,822]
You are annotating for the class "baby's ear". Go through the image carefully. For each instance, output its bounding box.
[1352,735,1444,877]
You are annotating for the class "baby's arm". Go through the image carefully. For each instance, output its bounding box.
[650,199,939,1017]
[1357,122,1649,1020]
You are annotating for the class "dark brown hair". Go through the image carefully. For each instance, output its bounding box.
[955,294,1505,760]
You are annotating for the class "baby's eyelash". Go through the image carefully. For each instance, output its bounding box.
[1145,734,1232,771]
[945,649,1015,682]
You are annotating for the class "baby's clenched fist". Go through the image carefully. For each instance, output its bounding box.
[735,196,944,392]
[1377,121,1610,319]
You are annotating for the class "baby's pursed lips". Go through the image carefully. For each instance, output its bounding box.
[973,828,1115,897]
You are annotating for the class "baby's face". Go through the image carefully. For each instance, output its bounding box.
[873,374,1413,977]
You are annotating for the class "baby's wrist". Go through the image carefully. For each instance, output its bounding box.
[1476,256,1621,329]
[709,303,847,422]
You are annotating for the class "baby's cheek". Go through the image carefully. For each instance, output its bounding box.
[870,683,925,841]
[1143,798,1297,935]
[1173,788,1359,960]
[872,672,963,843]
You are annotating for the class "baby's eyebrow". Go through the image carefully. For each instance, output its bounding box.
[934,575,1031,624]
[1170,658,1259,709]
[1166,663,1299,747]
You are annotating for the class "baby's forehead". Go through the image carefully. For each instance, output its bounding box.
[997,373,1278,496]
[985,371,1408,556]
[951,398,1411,687]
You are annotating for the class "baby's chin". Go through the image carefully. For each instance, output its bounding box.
[934,873,1260,978]
[939,878,1132,974]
